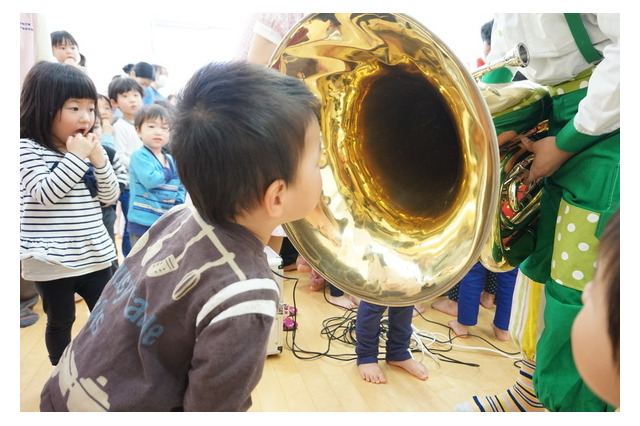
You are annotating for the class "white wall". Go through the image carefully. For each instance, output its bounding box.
[44,11,493,97]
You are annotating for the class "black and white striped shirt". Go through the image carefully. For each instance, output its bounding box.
[20,138,119,280]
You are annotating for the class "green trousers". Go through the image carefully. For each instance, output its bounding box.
[519,87,620,411]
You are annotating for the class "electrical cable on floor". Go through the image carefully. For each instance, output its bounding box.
[273,269,521,368]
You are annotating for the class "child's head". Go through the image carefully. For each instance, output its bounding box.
[108,77,144,121]
[572,209,620,407]
[134,103,171,150]
[130,62,156,89]
[20,61,98,153]
[51,30,80,66]
[152,64,168,88]
[93,113,103,139]
[97,94,114,124]
[171,61,321,226]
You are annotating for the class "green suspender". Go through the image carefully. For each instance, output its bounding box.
[564,13,603,64]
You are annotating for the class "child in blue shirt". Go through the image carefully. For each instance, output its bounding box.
[127,103,185,247]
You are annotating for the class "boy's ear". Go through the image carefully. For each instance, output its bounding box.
[263,179,287,219]
[110,98,118,109]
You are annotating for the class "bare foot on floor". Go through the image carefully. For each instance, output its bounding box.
[358,363,387,384]
[296,255,312,273]
[431,298,458,317]
[412,303,426,317]
[387,358,429,380]
[492,323,511,341]
[309,270,325,291]
[448,319,469,338]
[480,291,496,309]
[330,295,356,310]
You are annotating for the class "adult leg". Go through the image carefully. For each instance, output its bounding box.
[534,281,611,411]
[532,129,619,411]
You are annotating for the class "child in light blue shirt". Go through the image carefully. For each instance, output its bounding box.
[127,103,185,247]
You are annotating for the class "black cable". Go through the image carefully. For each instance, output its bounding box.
[272,269,520,368]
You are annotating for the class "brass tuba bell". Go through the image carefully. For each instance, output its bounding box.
[270,13,500,306]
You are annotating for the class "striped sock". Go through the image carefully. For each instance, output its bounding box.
[454,359,546,412]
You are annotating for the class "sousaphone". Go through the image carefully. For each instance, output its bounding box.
[270,13,500,306]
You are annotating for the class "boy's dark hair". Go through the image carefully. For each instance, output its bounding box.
[171,61,320,225]
[51,30,78,48]
[134,103,171,130]
[108,76,144,102]
[599,209,620,367]
[481,19,494,45]
[20,61,98,154]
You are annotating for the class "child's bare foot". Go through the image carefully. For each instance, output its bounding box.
[480,291,496,309]
[296,255,312,273]
[348,294,360,306]
[309,270,325,291]
[358,363,387,384]
[412,303,427,317]
[330,295,356,310]
[431,298,458,317]
[448,319,469,337]
[492,323,511,341]
[387,358,429,380]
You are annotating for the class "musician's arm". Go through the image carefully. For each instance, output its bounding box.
[554,13,620,154]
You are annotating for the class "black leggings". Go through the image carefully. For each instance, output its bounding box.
[35,267,112,365]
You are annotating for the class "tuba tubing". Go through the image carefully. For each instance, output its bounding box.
[472,43,530,81]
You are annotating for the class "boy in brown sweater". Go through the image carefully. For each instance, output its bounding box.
[40,61,322,411]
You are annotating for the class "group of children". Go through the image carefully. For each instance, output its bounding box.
[20,15,620,412]
[20,30,184,369]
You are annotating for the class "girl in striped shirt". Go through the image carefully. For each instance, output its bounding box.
[20,61,120,365]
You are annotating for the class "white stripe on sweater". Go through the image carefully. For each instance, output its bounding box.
[205,300,277,329]
[196,278,279,327]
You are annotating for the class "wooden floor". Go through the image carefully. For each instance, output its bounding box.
[20,264,522,412]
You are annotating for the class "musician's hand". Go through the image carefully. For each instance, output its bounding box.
[497,130,518,145]
[521,135,575,184]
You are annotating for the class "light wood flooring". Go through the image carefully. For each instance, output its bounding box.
[20,263,522,412]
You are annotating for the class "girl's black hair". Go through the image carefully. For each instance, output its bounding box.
[50,30,78,48]
[20,61,98,154]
